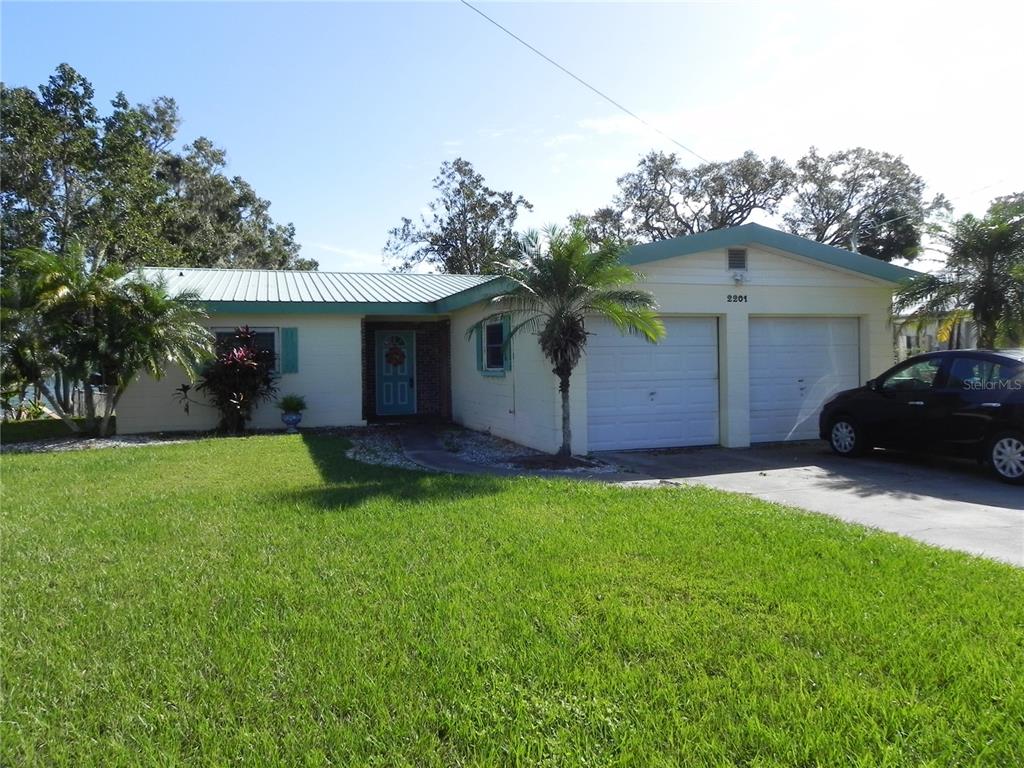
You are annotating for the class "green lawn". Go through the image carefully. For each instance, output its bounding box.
[2,435,1022,767]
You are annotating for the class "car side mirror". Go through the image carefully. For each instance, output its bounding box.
[866,378,879,391]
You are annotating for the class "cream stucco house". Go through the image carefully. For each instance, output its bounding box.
[116,224,917,454]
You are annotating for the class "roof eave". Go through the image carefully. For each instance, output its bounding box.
[623,223,921,284]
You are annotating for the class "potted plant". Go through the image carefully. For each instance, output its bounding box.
[276,394,307,433]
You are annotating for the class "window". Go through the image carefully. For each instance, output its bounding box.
[213,328,279,371]
[881,357,942,392]
[485,321,505,370]
[727,248,748,271]
[946,357,1023,391]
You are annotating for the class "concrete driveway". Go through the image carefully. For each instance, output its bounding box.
[601,443,1023,566]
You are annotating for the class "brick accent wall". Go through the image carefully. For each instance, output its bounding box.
[362,320,451,420]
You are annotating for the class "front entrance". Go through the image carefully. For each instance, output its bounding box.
[375,331,416,416]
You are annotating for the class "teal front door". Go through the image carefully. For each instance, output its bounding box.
[375,331,416,416]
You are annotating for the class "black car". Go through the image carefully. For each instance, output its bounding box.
[819,349,1024,484]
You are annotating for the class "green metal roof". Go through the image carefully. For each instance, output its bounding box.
[622,223,921,283]
[134,267,508,315]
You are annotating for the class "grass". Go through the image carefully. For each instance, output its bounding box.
[0,417,106,444]
[2,435,1022,767]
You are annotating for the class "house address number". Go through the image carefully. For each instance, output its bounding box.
[726,294,748,303]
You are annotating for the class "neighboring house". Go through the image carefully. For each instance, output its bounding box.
[117,223,917,453]
[894,314,978,360]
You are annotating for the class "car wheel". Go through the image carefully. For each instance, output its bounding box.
[988,431,1024,484]
[828,416,866,457]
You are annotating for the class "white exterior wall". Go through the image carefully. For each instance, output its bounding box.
[448,245,898,455]
[449,305,587,454]
[627,245,897,449]
[116,313,364,434]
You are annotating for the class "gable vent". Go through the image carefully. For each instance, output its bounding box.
[727,248,748,270]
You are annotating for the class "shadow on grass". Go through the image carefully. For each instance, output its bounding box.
[291,433,508,510]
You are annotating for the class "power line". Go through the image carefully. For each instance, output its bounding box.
[458,0,709,164]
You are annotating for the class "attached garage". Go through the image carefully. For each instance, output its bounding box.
[586,317,719,451]
[748,317,861,442]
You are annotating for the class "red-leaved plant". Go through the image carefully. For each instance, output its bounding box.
[176,325,278,434]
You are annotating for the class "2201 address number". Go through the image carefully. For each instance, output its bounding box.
[726,294,748,303]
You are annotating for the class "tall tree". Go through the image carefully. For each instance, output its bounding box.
[895,193,1024,349]
[1,63,312,271]
[568,207,631,247]
[158,138,316,270]
[612,150,793,242]
[479,225,664,456]
[385,158,532,273]
[784,147,947,262]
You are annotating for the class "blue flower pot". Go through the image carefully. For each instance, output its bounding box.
[281,411,302,433]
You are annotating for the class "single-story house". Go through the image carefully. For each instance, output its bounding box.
[117,223,918,453]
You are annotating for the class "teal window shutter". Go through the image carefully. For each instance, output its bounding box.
[502,315,512,372]
[475,324,483,371]
[281,327,299,373]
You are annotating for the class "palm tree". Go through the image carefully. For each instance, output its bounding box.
[91,274,213,436]
[2,246,212,436]
[896,194,1024,349]
[479,225,664,456]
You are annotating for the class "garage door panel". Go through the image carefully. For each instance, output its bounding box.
[587,317,720,451]
[749,318,860,442]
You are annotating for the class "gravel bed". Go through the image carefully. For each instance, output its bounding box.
[439,427,540,464]
[441,427,622,475]
[344,427,422,471]
[0,434,197,454]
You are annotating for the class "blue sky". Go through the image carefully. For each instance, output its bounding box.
[3,1,1022,271]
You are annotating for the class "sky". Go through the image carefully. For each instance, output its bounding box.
[3,1,1022,272]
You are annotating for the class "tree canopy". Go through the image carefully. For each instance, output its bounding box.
[784,147,948,262]
[895,193,1024,349]
[575,146,946,262]
[1,63,314,271]
[385,158,532,274]
[611,150,794,242]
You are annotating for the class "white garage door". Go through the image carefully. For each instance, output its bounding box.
[749,317,860,443]
[587,317,719,451]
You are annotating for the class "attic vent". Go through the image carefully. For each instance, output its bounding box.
[727,248,748,271]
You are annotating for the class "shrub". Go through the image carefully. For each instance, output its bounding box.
[276,394,307,413]
[186,326,278,435]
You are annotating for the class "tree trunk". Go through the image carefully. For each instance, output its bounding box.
[98,387,121,438]
[82,381,98,434]
[558,372,572,457]
[34,380,81,433]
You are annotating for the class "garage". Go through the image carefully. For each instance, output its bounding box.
[749,317,860,442]
[587,316,719,451]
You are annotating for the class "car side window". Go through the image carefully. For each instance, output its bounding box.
[947,357,1024,391]
[881,358,943,392]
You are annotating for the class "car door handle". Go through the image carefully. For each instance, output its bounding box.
[908,401,925,406]
[980,402,1002,408]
